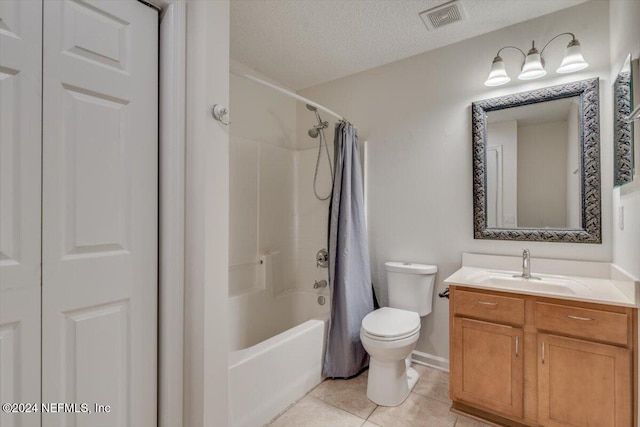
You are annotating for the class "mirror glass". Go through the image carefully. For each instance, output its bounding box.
[472,78,601,243]
[614,53,634,186]
[486,97,581,229]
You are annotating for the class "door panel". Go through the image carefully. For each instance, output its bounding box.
[538,333,632,427]
[452,317,524,418]
[42,1,158,426]
[0,1,42,426]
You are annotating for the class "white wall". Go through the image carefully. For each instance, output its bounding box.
[610,0,640,280]
[299,1,612,362]
[183,1,229,426]
[517,120,568,228]
[608,4,640,421]
[159,3,185,426]
[229,60,297,296]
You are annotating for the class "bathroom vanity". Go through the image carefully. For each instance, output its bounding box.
[445,254,639,427]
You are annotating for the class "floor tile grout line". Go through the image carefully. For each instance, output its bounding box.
[310,393,377,421]
[307,394,372,422]
[410,390,453,407]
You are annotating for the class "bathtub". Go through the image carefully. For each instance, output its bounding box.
[228,290,329,427]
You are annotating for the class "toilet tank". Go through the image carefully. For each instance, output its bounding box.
[385,262,437,316]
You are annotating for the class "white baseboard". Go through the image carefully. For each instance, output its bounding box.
[411,350,450,372]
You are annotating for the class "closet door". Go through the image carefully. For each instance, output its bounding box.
[0,1,42,426]
[42,1,158,426]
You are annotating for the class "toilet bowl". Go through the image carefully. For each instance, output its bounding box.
[360,307,421,406]
[361,262,437,406]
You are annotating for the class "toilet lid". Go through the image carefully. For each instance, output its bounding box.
[385,262,437,274]
[361,307,420,339]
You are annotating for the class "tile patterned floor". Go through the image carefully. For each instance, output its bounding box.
[267,364,492,427]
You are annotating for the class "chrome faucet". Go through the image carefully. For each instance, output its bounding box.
[515,249,540,280]
[522,249,532,279]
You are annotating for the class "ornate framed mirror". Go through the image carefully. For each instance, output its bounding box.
[614,54,634,186]
[472,78,601,243]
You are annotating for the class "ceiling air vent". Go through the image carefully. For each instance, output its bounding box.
[419,0,467,31]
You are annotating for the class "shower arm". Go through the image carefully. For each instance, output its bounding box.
[230,70,348,122]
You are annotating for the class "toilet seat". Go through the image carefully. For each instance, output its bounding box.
[361,307,420,341]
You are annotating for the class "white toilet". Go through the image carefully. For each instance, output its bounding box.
[360,261,437,406]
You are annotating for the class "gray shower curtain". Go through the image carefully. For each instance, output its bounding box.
[323,121,373,379]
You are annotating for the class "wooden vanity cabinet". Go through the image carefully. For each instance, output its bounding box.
[451,289,525,419]
[449,285,637,427]
[537,333,631,427]
[452,317,524,418]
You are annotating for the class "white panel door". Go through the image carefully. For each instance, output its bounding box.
[0,1,42,426]
[42,1,158,426]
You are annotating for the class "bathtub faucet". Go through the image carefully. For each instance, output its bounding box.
[313,280,328,289]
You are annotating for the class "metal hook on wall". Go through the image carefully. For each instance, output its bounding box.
[211,104,231,125]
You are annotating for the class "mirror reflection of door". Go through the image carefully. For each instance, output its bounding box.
[486,97,582,229]
[486,146,503,228]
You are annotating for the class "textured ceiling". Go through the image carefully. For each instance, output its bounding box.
[231,0,589,90]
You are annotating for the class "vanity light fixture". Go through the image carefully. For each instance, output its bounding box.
[484,33,588,86]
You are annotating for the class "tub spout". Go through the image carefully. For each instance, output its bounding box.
[313,280,328,289]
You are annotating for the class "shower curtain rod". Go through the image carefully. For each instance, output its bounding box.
[230,70,348,122]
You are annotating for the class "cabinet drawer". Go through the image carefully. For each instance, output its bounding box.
[454,289,524,325]
[535,302,629,346]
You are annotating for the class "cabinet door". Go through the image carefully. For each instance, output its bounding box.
[538,334,631,427]
[452,317,524,418]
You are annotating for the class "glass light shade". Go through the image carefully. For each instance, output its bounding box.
[556,42,589,73]
[484,56,511,86]
[518,52,547,80]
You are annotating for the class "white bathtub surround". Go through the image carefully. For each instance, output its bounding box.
[228,289,329,427]
[229,135,297,297]
[229,315,328,427]
[228,60,335,427]
[228,287,329,351]
[229,61,298,299]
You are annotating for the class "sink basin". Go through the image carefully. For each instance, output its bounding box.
[465,270,592,296]
[444,253,638,307]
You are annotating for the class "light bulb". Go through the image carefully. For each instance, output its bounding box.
[557,39,588,73]
[484,56,511,86]
[518,47,546,80]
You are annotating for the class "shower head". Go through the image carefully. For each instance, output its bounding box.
[308,120,329,138]
[307,105,328,139]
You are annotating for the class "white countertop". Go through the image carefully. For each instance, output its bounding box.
[444,253,639,308]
